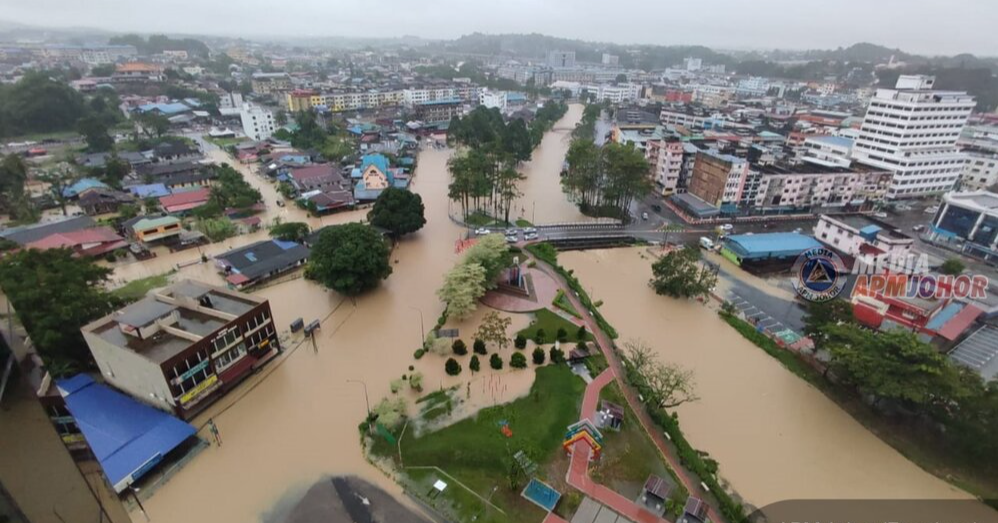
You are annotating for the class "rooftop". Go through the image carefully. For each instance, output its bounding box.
[807,135,854,149]
[725,232,822,259]
[949,324,998,382]
[216,239,310,281]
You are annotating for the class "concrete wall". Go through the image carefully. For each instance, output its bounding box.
[83,329,174,412]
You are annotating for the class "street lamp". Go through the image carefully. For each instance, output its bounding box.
[408,306,425,342]
[346,379,372,423]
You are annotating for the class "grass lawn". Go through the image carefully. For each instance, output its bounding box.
[593,382,688,519]
[517,309,593,344]
[391,365,586,523]
[515,219,533,227]
[553,290,581,318]
[206,136,243,148]
[465,210,509,228]
[112,272,174,302]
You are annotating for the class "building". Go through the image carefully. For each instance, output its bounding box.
[26,227,127,258]
[851,75,976,199]
[802,136,854,168]
[721,232,823,272]
[413,99,463,123]
[402,86,480,107]
[134,162,214,191]
[601,53,619,66]
[584,83,642,104]
[949,325,998,382]
[929,190,998,259]
[646,137,684,195]
[113,62,164,82]
[480,89,507,112]
[81,280,280,419]
[352,153,410,201]
[218,92,244,116]
[216,240,310,288]
[851,282,983,344]
[250,72,291,95]
[76,188,135,216]
[240,103,276,141]
[159,187,211,214]
[0,215,96,246]
[125,215,183,243]
[546,50,576,69]
[687,151,750,207]
[958,148,998,191]
[814,214,914,262]
[748,163,891,211]
[286,89,317,112]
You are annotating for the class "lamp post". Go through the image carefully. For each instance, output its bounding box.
[347,379,372,427]
[408,306,425,342]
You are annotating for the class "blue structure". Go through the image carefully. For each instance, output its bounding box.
[63,178,109,198]
[722,233,822,272]
[135,102,191,115]
[127,183,171,199]
[521,478,561,512]
[57,375,196,493]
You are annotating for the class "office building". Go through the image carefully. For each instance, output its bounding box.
[240,103,276,141]
[929,191,998,256]
[851,75,976,199]
[958,148,998,191]
[546,50,576,68]
[601,53,619,66]
[687,151,749,207]
[81,280,280,420]
[250,72,291,95]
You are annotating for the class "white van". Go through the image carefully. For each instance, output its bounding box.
[699,237,715,250]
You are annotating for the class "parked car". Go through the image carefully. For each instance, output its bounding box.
[699,237,715,250]
[523,227,537,235]
[641,212,649,221]
[719,224,734,231]
[925,206,940,214]
[524,232,539,241]
[505,235,518,244]
[912,224,926,233]
[873,212,889,218]
[474,228,491,236]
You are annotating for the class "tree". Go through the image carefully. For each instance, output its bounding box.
[514,334,527,349]
[367,187,427,238]
[490,353,503,370]
[452,339,468,355]
[0,249,122,367]
[445,358,462,376]
[470,355,481,373]
[510,352,527,369]
[307,223,393,296]
[534,328,546,345]
[37,169,79,217]
[650,245,717,299]
[437,262,487,320]
[475,311,512,351]
[473,339,488,355]
[577,325,588,342]
[91,64,116,77]
[0,72,86,138]
[624,340,699,409]
[77,115,114,152]
[532,348,546,365]
[101,154,131,189]
[940,258,966,276]
[143,196,161,214]
[118,203,139,220]
[550,347,565,364]
[321,135,354,164]
[209,164,262,210]
[463,234,510,286]
[802,300,855,341]
[135,111,170,138]
[562,139,651,220]
[275,109,288,126]
[196,217,237,242]
[556,327,568,342]
[269,222,310,243]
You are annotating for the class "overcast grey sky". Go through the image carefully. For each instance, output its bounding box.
[1,0,995,56]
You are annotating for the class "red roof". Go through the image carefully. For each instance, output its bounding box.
[289,165,335,181]
[27,227,127,257]
[160,188,211,213]
[225,273,251,286]
[938,304,983,341]
[858,243,885,256]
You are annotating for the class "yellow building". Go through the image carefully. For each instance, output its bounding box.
[286,89,316,112]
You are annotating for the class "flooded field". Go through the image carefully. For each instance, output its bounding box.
[132,106,586,522]
[560,248,973,507]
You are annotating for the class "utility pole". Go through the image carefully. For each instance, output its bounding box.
[408,306,425,342]
[347,379,372,431]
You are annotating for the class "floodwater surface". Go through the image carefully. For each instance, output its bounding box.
[560,248,974,507]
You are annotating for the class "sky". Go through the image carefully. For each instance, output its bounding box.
[1,0,996,57]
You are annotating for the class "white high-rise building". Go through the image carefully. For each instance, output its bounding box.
[851,75,976,199]
[240,103,276,141]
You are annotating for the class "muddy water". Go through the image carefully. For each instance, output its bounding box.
[134,131,561,522]
[515,103,586,225]
[560,248,972,506]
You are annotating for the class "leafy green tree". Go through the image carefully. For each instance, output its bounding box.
[0,249,122,367]
[307,223,393,296]
[577,325,588,342]
[940,258,966,276]
[452,339,468,355]
[650,245,717,299]
[562,139,651,219]
[510,352,527,369]
[321,135,354,164]
[437,262,487,320]
[445,358,462,376]
[291,110,328,150]
[556,327,568,342]
[473,339,487,355]
[532,348,545,365]
[117,203,140,220]
[475,311,512,351]
[0,72,86,137]
[802,300,855,341]
[90,64,116,77]
[77,115,114,152]
[469,355,481,373]
[37,169,79,217]
[463,234,510,286]
[269,222,310,242]
[549,347,565,364]
[367,187,427,239]
[135,111,170,138]
[196,217,237,242]
[209,164,262,210]
[101,154,131,189]
[490,353,503,370]
[143,196,160,214]
[534,328,546,345]
[514,334,527,349]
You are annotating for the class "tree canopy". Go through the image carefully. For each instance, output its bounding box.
[649,245,718,299]
[209,164,262,210]
[437,262,487,320]
[367,187,427,238]
[269,222,311,243]
[307,223,392,296]
[562,137,651,220]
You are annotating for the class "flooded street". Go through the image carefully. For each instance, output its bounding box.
[560,248,973,507]
[132,106,585,523]
[515,103,586,224]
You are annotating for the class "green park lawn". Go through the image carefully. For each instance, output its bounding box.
[388,365,586,523]
[517,309,594,344]
[112,272,173,302]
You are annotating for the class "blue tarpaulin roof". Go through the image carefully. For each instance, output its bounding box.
[724,233,822,260]
[63,178,108,198]
[58,375,196,493]
[127,183,171,198]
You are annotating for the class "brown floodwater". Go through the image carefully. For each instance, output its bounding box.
[130,105,586,523]
[560,248,975,507]
[514,103,587,225]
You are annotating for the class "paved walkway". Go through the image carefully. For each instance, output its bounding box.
[480,268,560,313]
[529,255,726,523]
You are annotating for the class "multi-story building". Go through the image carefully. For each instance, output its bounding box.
[240,103,276,141]
[547,50,576,68]
[814,214,914,261]
[480,89,507,112]
[251,72,291,95]
[851,75,976,199]
[929,190,998,256]
[688,151,750,207]
[413,99,464,123]
[601,54,619,66]
[958,148,998,191]
[646,138,684,195]
[749,163,891,211]
[81,280,280,420]
[402,86,480,107]
[218,91,244,116]
[583,83,642,104]
[801,135,854,168]
[659,105,724,130]
[286,89,317,112]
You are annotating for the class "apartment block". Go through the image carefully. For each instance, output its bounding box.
[688,151,749,207]
[240,103,276,141]
[646,138,684,195]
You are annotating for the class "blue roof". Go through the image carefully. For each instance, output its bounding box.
[127,183,171,198]
[136,102,191,115]
[507,92,527,102]
[360,153,390,174]
[58,375,196,492]
[926,302,965,331]
[859,224,882,236]
[725,233,822,260]
[63,178,108,198]
[273,239,299,250]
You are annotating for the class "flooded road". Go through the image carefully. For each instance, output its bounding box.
[515,104,586,225]
[133,106,584,522]
[560,248,973,507]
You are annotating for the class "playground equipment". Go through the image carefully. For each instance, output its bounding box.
[498,419,513,438]
[563,419,604,461]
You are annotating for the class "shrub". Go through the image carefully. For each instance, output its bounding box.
[490,353,503,370]
[556,327,568,342]
[576,341,588,353]
[510,352,527,369]
[577,325,587,341]
[452,339,468,355]
[410,372,424,391]
[550,347,565,363]
[534,328,546,344]
[473,338,487,355]
[390,379,404,394]
[470,355,480,373]
[532,347,546,365]
[414,348,426,359]
[514,334,527,349]
[408,365,415,371]
[445,358,462,376]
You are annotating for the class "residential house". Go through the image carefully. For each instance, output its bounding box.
[26,227,127,258]
[0,215,96,246]
[352,153,410,201]
[134,162,215,191]
[124,215,184,243]
[159,187,212,215]
[151,142,200,163]
[78,188,135,216]
[76,151,150,170]
[215,239,310,289]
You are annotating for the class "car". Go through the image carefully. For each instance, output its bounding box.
[651,204,662,212]
[699,237,715,250]
[276,199,285,207]
[474,228,491,236]
[506,228,521,235]
[719,224,734,231]
[524,232,539,241]
[925,206,940,214]
[873,212,888,218]
[895,204,913,212]
[641,212,649,221]
[505,235,518,244]
[523,227,537,235]
[912,225,926,232]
